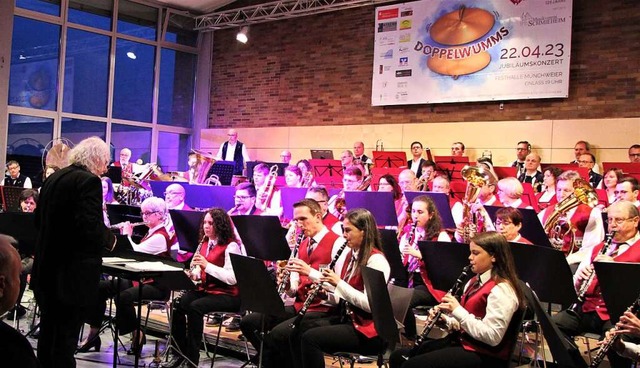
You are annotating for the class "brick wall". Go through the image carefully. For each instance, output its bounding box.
[209,0,640,128]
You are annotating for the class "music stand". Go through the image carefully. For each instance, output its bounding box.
[433,156,469,181]
[594,261,640,324]
[106,204,147,239]
[170,210,205,254]
[370,167,404,191]
[493,166,517,179]
[280,187,309,220]
[310,150,334,160]
[0,212,37,256]
[602,162,640,182]
[485,206,552,248]
[345,191,397,227]
[230,254,287,368]
[208,161,236,185]
[231,215,290,261]
[311,159,344,189]
[106,166,123,184]
[417,241,472,291]
[361,267,399,349]
[521,183,540,212]
[379,229,408,287]
[404,191,456,229]
[372,151,407,169]
[0,186,23,212]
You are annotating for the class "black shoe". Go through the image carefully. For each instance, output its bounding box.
[205,315,222,326]
[126,332,146,355]
[77,336,101,353]
[225,320,241,332]
[159,356,184,368]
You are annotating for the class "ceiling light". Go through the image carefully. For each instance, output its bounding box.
[236,26,249,44]
[126,51,137,60]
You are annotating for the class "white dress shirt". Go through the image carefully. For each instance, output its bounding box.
[216,141,251,163]
[129,224,169,255]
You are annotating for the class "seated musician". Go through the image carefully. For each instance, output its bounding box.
[239,199,344,368]
[305,186,342,235]
[284,165,303,188]
[328,166,363,220]
[253,163,283,217]
[161,208,243,368]
[431,175,464,227]
[517,153,544,193]
[399,195,451,339]
[377,174,406,227]
[536,167,562,211]
[228,182,263,215]
[389,231,524,368]
[606,310,640,362]
[353,141,373,176]
[164,183,191,211]
[419,160,437,190]
[600,168,623,202]
[78,197,172,355]
[451,142,466,157]
[578,153,603,189]
[537,171,604,264]
[397,169,419,228]
[299,208,390,368]
[340,150,355,170]
[496,177,531,209]
[297,159,316,187]
[616,177,640,210]
[553,201,640,368]
[494,207,532,244]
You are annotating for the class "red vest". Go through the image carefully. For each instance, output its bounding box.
[449,197,461,209]
[340,248,384,338]
[582,236,640,320]
[294,231,340,313]
[459,279,516,361]
[323,213,340,231]
[197,240,239,296]
[143,227,172,259]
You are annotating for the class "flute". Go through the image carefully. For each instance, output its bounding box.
[109,221,146,230]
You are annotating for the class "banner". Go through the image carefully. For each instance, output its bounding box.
[371,0,573,106]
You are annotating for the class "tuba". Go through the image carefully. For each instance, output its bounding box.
[191,149,216,184]
[460,165,495,242]
[544,178,598,255]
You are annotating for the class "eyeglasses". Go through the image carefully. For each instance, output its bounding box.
[614,190,629,195]
[629,153,640,157]
[577,160,593,164]
[608,217,638,225]
[495,220,513,226]
[234,195,252,200]
[516,148,529,151]
[141,211,158,216]
[164,191,180,196]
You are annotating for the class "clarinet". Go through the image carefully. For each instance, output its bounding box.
[568,231,616,317]
[409,265,472,356]
[277,231,304,296]
[290,240,348,329]
[589,293,640,368]
[403,221,418,267]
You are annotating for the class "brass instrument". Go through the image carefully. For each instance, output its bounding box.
[329,190,346,221]
[410,265,472,355]
[544,178,598,255]
[290,240,348,329]
[204,174,221,186]
[301,171,314,188]
[460,165,495,242]
[357,175,372,191]
[589,292,640,368]
[277,231,304,296]
[416,177,429,192]
[568,231,616,316]
[191,149,216,185]
[109,221,147,230]
[188,238,207,284]
[257,165,278,211]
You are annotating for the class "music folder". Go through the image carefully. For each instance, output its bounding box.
[170,209,206,253]
[345,191,397,227]
[231,215,290,261]
[594,261,640,324]
[404,191,456,229]
[484,206,552,248]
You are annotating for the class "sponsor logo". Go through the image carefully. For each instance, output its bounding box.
[378,8,399,20]
[397,81,408,88]
[378,35,396,46]
[380,49,394,59]
[378,21,397,33]
[395,91,408,101]
[521,12,566,26]
[395,69,412,77]
[398,45,409,54]
[399,33,411,43]
[400,9,413,17]
[399,57,408,66]
[399,19,412,30]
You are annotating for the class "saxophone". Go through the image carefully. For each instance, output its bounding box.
[290,240,348,329]
[460,165,494,243]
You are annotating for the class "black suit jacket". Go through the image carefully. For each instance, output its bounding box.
[408,158,427,178]
[0,320,40,367]
[32,164,115,307]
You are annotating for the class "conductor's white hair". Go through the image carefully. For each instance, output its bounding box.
[68,137,110,175]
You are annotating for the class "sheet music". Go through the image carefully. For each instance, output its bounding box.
[124,261,183,272]
[103,257,137,264]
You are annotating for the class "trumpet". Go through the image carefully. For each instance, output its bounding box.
[109,221,146,230]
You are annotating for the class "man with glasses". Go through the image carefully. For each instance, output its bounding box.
[554,200,640,368]
[228,182,262,215]
[328,166,363,220]
[1,160,32,188]
[629,144,640,163]
[164,183,191,211]
[280,150,292,165]
[215,129,250,176]
[578,153,603,188]
[408,142,427,178]
[615,177,640,210]
[510,141,531,177]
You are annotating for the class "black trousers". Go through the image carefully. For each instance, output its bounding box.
[171,290,240,365]
[389,335,505,368]
[300,319,384,368]
[554,309,632,368]
[404,283,437,338]
[85,278,169,335]
[36,293,86,368]
[240,307,330,368]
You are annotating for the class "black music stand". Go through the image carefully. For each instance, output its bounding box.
[107,166,123,184]
[417,241,473,290]
[0,185,23,212]
[594,261,640,324]
[106,204,147,239]
[523,283,588,368]
[484,206,552,248]
[231,215,290,261]
[379,229,408,287]
[433,156,469,181]
[372,151,407,168]
[230,254,286,368]
[404,191,456,229]
[345,191,397,227]
[362,267,399,353]
[310,150,334,160]
[0,212,37,256]
[208,161,236,185]
[170,210,205,253]
[280,187,309,220]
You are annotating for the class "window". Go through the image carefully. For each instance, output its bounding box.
[113,39,155,122]
[158,131,191,172]
[68,0,113,31]
[61,119,107,144]
[16,0,61,17]
[117,0,158,41]
[158,48,196,127]
[111,123,152,165]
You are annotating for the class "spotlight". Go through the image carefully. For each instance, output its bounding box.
[236,26,249,44]
[126,51,137,60]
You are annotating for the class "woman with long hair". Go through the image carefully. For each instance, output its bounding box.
[161,208,243,368]
[377,174,405,225]
[399,195,451,338]
[600,168,623,204]
[390,231,524,368]
[536,166,563,210]
[299,208,390,368]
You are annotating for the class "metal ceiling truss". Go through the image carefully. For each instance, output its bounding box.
[194,0,396,31]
